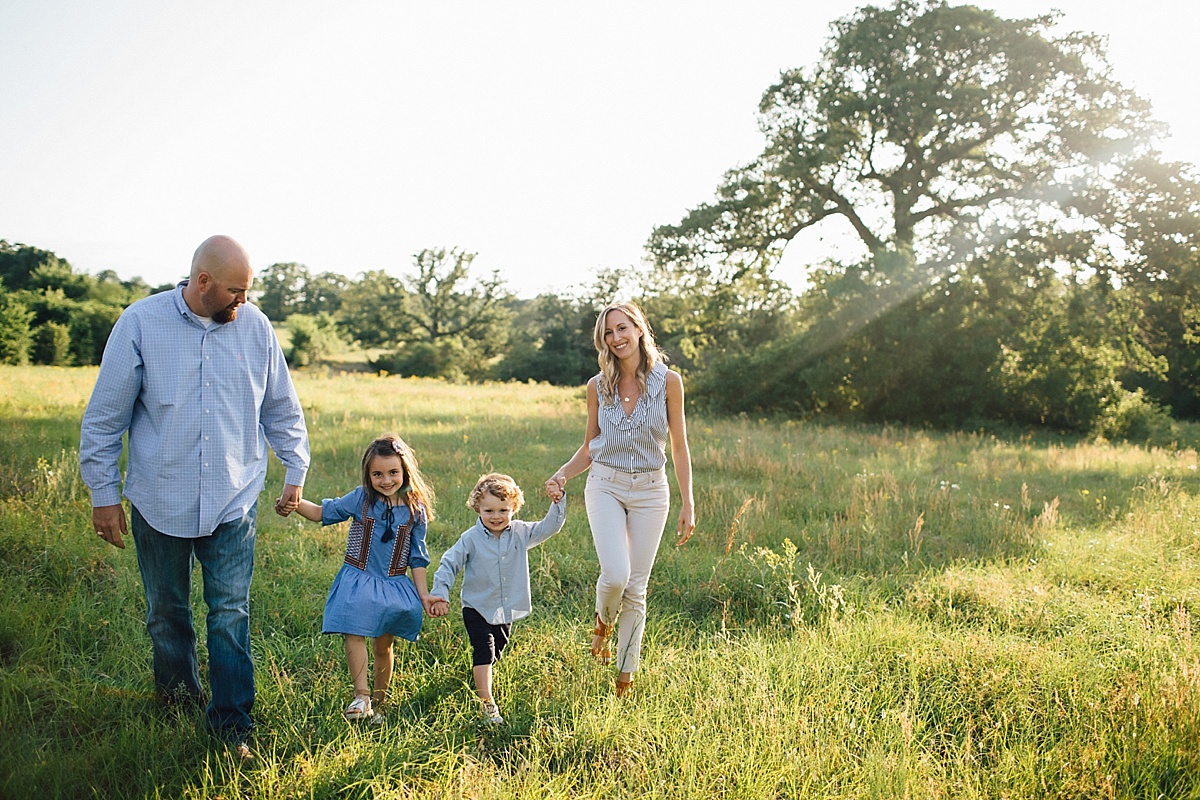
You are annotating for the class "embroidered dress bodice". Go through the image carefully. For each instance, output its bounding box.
[343,498,414,577]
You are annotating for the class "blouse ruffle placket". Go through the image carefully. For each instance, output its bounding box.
[601,365,666,431]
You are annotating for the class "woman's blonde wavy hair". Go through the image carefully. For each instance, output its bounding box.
[592,301,665,403]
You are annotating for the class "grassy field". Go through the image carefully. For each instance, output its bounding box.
[2,364,1200,799]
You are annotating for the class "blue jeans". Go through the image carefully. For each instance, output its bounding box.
[131,504,257,739]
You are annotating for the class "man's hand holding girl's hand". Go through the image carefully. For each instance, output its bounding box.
[275,483,302,516]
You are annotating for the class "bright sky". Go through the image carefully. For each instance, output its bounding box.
[1,1,1196,298]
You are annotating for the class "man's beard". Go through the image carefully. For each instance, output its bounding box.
[213,305,239,324]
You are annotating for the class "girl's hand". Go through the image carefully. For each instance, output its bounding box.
[424,596,450,617]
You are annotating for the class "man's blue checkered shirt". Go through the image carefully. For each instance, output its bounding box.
[80,283,309,538]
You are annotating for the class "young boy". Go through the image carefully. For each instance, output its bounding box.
[428,473,565,723]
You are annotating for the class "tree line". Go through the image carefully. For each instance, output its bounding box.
[3,1,1198,439]
[0,241,167,369]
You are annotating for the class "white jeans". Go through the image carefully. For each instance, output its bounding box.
[585,462,671,674]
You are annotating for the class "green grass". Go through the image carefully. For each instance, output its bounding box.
[3,364,1200,798]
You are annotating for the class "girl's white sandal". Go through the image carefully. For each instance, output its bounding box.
[344,696,374,720]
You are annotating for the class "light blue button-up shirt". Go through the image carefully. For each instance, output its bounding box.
[431,497,566,624]
[80,283,309,538]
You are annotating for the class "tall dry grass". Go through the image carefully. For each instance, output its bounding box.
[2,364,1199,798]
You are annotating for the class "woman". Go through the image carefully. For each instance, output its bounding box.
[546,301,695,696]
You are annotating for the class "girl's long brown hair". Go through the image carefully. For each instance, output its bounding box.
[361,434,436,521]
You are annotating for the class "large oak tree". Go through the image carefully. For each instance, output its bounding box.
[649,0,1196,428]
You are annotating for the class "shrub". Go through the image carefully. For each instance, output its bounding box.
[0,294,33,365]
[32,321,72,365]
[286,313,344,367]
[67,301,122,366]
[1092,385,1174,443]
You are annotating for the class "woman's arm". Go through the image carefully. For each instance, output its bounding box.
[546,377,600,497]
[665,370,695,545]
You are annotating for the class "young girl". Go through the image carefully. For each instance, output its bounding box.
[288,434,438,721]
[428,473,566,724]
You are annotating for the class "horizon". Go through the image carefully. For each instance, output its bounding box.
[2,1,1197,300]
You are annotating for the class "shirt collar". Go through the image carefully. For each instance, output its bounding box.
[172,280,211,326]
[171,281,192,318]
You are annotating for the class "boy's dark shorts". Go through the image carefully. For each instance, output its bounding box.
[463,606,512,667]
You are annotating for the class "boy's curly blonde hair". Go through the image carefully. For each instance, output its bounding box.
[467,472,524,514]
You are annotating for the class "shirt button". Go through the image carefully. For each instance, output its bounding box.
[204,409,210,414]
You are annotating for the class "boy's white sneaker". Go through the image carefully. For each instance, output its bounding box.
[481,700,504,724]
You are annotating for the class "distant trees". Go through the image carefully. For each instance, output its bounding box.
[371,248,513,381]
[3,3,1198,439]
[648,0,1198,431]
[496,293,599,386]
[256,249,517,380]
[0,241,149,366]
[255,261,353,368]
[255,262,310,321]
[0,243,69,293]
[255,262,347,320]
[334,269,408,349]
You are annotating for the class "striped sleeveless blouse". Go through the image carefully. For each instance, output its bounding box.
[588,361,670,473]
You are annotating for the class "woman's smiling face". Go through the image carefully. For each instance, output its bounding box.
[603,309,641,360]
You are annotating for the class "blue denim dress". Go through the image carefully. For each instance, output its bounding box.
[319,487,430,640]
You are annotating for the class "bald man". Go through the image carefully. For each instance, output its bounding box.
[80,235,310,758]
